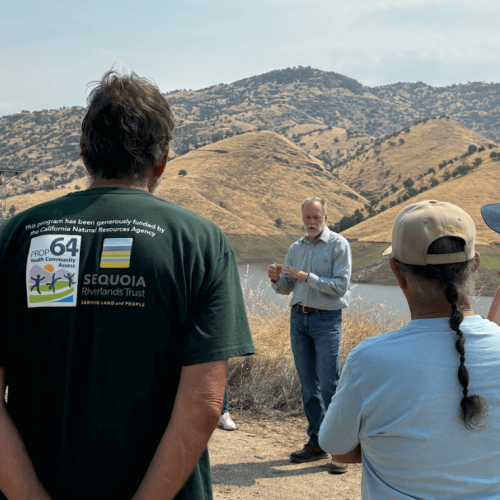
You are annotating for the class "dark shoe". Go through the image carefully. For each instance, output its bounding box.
[326,458,348,474]
[290,444,329,463]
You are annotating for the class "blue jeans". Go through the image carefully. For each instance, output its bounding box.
[290,308,342,447]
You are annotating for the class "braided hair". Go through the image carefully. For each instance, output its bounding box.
[395,237,488,431]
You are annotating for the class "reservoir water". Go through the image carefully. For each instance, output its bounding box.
[237,263,494,318]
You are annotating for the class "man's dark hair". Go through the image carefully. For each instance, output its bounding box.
[80,69,175,183]
[395,237,488,431]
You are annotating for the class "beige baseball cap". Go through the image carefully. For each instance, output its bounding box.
[390,200,475,265]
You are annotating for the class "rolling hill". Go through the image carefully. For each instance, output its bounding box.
[157,131,368,260]
[3,131,368,262]
[337,117,495,203]
[4,66,500,190]
[342,148,500,246]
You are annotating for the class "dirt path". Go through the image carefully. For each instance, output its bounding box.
[209,415,362,499]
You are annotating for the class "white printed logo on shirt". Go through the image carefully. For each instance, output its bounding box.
[26,234,81,308]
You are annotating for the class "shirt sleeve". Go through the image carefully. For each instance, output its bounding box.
[319,361,363,455]
[271,246,297,295]
[306,237,351,296]
[182,249,255,366]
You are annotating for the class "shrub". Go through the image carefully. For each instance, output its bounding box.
[403,177,414,189]
[333,209,364,232]
[452,164,473,177]
[178,169,187,176]
[227,273,408,415]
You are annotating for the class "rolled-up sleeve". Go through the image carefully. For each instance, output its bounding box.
[307,238,351,296]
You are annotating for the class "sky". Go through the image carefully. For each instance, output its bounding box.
[1,0,500,117]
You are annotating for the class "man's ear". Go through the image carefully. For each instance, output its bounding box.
[155,164,166,178]
[155,147,169,177]
[473,251,481,272]
[390,258,407,290]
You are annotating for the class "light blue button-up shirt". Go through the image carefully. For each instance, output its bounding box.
[271,226,351,310]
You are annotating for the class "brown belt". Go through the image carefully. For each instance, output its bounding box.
[292,304,326,314]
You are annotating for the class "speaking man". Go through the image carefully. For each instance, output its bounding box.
[268,196,351,472]
[320,200,500,499]
[0,70,254,500]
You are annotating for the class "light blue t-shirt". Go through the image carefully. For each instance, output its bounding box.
[319,315,500,500]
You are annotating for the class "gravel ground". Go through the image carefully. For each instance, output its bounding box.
[209,415,362,499]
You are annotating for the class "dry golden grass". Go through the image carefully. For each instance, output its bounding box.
[157,131,368,237]
[337,118,493,201]
[5,176,86,214]
[228,274,408,416]
[342,150,500,246]
[285,125,373,162]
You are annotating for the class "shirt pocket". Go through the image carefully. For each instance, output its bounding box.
[312,257,332,278]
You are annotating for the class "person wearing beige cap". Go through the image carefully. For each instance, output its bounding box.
[319,200,500,499]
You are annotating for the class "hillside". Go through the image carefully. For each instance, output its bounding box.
[283,125,374,170]
[342,150,500,294]
[0,107,86,199]
[337,117,495,203]
[4,67,500,185]
[157,131,368,260]
[3,131,367,262]
[342,148,500,246]
[167,67,500,156]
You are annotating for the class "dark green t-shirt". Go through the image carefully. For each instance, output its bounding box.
[0,187,254,500]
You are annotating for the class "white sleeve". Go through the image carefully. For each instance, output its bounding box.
[319,361,363,455]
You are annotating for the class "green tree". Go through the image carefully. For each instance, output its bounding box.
[403,177,414,189]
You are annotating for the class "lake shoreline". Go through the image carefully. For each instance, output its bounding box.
[237,263,495,318]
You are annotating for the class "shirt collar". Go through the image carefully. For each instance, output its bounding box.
[301,225,331,244]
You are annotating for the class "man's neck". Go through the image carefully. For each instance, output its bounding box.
[308,229,325,243]
[87,176,149,192]
[409,298,474,320]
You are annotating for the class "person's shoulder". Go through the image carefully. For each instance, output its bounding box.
[464,315,500,336]
[154,195,223,231]
[0,193,73,233]
[347,323,414,363]
[325,227,349,246]
[290,235,307,248]
[151,196,232,254]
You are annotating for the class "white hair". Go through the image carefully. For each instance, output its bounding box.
[301,196,327,216]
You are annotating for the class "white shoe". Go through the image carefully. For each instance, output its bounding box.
[218,412,236,430]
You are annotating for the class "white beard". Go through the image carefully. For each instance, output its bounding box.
[304,221,326,238]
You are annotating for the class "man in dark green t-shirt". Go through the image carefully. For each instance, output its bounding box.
[0,70,254,500]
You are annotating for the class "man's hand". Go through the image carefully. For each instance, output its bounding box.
[284,267,309,281]
[132,359,227,500]
[0,368,52,500]
[268,264,284,282]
